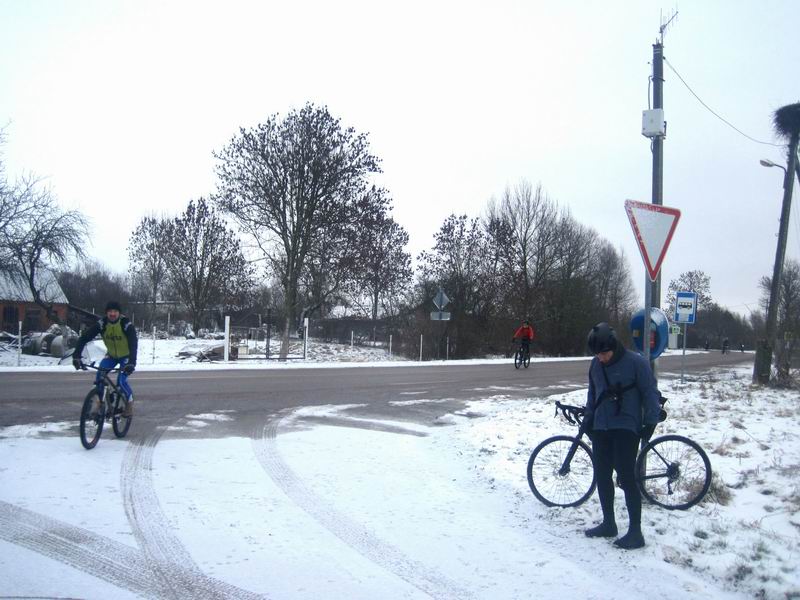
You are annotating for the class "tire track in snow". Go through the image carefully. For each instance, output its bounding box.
[252,408,474,600]
[121,425,266,600]
[0,500,162,598]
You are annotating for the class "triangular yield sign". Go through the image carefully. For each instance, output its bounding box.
[624,200,681,281]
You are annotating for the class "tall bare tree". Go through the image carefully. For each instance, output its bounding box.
[214,103,381,356]
[163,198,254,332]
[128,215,170,322]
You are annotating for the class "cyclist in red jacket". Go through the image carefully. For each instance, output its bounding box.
[513,320,535,356]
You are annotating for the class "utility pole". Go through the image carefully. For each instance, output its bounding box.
[642,12,675,373]
[754,132,799,383]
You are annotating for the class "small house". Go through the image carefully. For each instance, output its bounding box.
[0,269,69,333]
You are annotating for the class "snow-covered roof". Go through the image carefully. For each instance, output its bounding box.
[0,268,69,304]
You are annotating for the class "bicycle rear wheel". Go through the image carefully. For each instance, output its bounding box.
[514,349,522,369]
[527,435,596,507]
[637,434,712,510]
[79,389,105,450]
[112,393,132,438]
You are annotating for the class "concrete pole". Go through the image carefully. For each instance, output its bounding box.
[649,41,664,378]
[754,134,798,383]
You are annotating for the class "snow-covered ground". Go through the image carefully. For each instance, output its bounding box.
[1,342,797,599]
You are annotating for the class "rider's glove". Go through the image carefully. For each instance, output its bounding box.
[123,363,136,375]
[579,411,594,435]
[641,424,656,443]
[72,358,82,370]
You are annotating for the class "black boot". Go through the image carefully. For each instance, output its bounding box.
[613,529,645,549]
[585,521,618,538]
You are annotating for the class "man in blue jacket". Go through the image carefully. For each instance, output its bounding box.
[583,322,662,549]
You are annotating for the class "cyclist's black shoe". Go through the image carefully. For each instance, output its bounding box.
[585,522,618,538]
[613,530,645,549]
[123,396,134,417]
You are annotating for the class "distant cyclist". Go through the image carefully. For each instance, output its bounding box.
[73,301,138,416]
[513,320,535,357]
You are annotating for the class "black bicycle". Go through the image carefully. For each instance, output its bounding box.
[78,362,132,450]
[514,342,531,369]
[527,400,712,510]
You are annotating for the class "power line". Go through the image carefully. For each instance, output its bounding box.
[663,57,785,148]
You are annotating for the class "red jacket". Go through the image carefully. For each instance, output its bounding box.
[514,325,535,341]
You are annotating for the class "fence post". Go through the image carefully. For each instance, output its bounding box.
[351,330,354,349]
[419,334,423,361]
[224,315,230,362]
[152,326,156,364]
[446,336,449,361]
[17,320,22,366]
[303,318,309,359]
[167,312,171,338]
[389,334,393,359]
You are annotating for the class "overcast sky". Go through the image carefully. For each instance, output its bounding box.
[1,0,798,317]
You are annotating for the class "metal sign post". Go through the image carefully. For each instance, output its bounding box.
[674,291,697,384]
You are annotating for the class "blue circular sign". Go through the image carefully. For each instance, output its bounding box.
[630,308,669,358]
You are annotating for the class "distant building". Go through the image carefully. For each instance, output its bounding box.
[0,269,69,333]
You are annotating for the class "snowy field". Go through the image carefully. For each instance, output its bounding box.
[1,342,798,598]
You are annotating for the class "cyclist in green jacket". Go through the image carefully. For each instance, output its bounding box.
[73,301,138,416]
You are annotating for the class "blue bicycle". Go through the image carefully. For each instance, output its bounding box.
[77,362,132,449]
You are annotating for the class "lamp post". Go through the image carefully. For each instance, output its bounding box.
[753,153,797,383]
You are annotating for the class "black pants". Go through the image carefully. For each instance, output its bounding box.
[589,429,641,531]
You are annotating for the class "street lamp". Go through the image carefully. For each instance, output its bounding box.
[759,158,787,172]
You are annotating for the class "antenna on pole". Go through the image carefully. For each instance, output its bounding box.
[659,9,679,44]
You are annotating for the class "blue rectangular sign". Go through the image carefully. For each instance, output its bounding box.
[675,291,697,324]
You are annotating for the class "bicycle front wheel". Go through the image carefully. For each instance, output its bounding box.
[527,435,596,507]
[112,393,132,438]
[514,350,522,369]
[523,351,530,368]
[79,389,105,450]
[637,435,712,510]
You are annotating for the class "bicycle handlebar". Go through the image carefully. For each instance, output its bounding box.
[554,400,585,427]
[77,361,123,373]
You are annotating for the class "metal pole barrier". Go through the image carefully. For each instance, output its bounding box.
[224,315,230,362]
[389,334,392,359]
[152,326,156,364]
[17,321,22,366]
[446,336,449,361]
[680,323,687,383]
[419,334,423,361]
[351,331,354,350]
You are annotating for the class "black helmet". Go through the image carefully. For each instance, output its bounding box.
[587,322,618,354]
[104,300,122,313]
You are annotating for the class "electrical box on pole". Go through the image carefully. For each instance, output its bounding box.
[642,109,666,138]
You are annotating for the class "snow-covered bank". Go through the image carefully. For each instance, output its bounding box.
[0,364,797,598]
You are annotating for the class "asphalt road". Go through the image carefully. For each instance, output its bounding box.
[0,351,752,433]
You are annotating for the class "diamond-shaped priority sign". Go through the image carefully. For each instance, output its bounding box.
[624,200,681,281]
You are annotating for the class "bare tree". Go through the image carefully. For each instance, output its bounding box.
[214,103,380,357]
[489,180,560,319]
[163,198,254,333]
[128,215,170,322]
[666,270,713,317]
[0,181,88,324]
[760,259,800,383]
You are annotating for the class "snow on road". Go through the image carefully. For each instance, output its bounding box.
[0,342,798,598]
